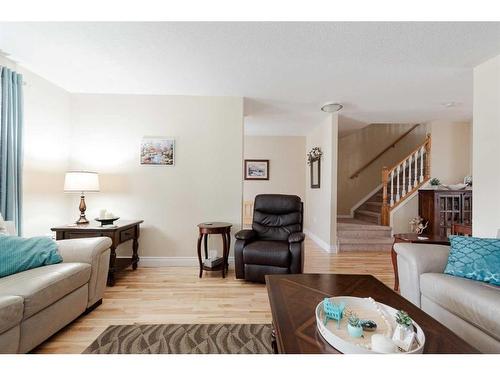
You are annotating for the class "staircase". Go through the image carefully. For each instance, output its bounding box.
[337,219,393,251]
[338,134,431,252]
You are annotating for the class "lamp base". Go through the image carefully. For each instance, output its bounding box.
[76,193,89,225]
[76,216,89,225]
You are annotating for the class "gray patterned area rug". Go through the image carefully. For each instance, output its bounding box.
[83,324,274,354]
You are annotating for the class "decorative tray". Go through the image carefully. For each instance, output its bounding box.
[315,296,425,354]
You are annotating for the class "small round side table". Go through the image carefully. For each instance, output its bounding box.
[197,222,232,278]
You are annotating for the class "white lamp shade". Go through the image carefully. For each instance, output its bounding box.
[64,171,100,192]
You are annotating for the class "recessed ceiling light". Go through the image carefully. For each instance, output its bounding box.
[441,101,460,108]
[321,102,343,113]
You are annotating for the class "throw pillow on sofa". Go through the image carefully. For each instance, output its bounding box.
[445,235,500,286]
[0,235,62,278]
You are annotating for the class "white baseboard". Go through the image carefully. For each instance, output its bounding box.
[118,256,235,267]
[337,214,353,219]
[304,229,337,253]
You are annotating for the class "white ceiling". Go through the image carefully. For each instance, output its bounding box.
[0,22,499,135]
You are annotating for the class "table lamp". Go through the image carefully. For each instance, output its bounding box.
[64,171,100,224]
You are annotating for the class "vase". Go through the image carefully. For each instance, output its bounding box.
[347,324,363,338]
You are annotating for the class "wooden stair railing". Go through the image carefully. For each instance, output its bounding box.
[381,134,431,226]
[350,124,421,179]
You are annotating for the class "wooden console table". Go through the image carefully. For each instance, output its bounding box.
[51,220,143,286]
[391,233,450,291]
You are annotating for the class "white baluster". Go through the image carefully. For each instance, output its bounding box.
[413,150,418,187]
[390,170,394,206]
[396,165,400,202]
[407,155,413,192]
[402,159,406,196]
[419,146,425,182]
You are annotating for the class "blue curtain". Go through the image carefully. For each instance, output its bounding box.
[0,66,24,235]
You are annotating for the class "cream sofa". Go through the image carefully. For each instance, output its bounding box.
[0,225,111,353]
[395,242,500,353]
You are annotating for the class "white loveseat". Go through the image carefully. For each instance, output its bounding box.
[394,242,500,353]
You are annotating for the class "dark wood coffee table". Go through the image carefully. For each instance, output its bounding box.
[265,274,478,354]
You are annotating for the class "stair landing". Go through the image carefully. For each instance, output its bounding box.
[337,217,393,252]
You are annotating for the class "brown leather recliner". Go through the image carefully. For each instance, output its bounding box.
[234,194,304,283]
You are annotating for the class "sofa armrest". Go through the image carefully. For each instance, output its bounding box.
[288,232,305,243]
[235,229,256,241]
[57,237,112,308]
[394,242,450,307]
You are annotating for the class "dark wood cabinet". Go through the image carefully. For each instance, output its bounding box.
[418,189,472,236]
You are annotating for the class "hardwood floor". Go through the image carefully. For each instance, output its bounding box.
[34,237,394,354]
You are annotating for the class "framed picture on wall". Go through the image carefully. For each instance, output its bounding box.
[310,158,320,188]
[140,137,175,166]
[244,159,269,180]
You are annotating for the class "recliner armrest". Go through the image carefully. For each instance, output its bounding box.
[235,229,256,241]
[288,232,305,243]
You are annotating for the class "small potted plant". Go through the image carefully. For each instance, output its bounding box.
[392,310,416,351]
[428,177,441,189]
[347,311,363,338]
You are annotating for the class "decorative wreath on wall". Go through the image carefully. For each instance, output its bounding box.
[307,147,323,165]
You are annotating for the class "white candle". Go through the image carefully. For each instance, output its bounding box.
[105,211,114,219]
[99,209,107,219]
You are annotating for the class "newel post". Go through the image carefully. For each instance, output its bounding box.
[381,166,390,226]
[424,133,431,180]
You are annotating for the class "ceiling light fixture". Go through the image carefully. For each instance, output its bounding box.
[321,102,343,113]
[441,101,460,108]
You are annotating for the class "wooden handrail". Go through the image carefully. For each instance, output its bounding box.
[386,133,431,175]
[349,124,421,179]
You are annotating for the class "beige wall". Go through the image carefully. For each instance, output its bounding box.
[473,54,500,237]
[337,124,427,215]
[0,56,72,237]
[427,121,472,185]
[243,136,305,202]
[391,121,472,234]
[69,94,244,258]
[305,114,338,250]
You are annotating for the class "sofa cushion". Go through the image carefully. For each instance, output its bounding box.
[0,295,23,334]
[420,273,500,341]
[0,263,91,319]
[243,240,290,268]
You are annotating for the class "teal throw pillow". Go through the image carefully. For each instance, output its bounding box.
[0,236,62,278]
[445,235,500,286]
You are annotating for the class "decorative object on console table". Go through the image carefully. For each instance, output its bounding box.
[51,220,143,286]
[391,233,450,291]
[418,188,472,236]
[244,159,269,180]
[307,147,322,189]
[64,171,100,224]
[197,222,232,278]
[96,208,119,226]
